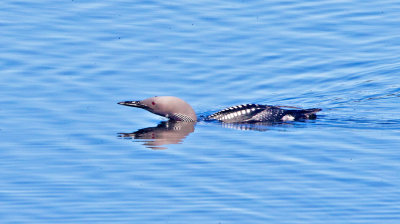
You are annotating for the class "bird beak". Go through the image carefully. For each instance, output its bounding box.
[118,101,147,108]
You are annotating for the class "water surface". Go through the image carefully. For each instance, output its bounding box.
[1,0,400,223]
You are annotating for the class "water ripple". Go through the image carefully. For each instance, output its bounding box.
[1,0,400,223]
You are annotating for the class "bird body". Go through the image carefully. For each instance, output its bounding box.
[118,96,321,123]
[206,104,321,123]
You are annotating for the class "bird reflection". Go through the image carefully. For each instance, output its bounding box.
[118,120,302,149]
[118,121,195,150]
[219,122,276,131]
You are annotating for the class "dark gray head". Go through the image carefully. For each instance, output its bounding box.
[118,96,197,122]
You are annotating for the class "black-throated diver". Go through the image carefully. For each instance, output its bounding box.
[118,96,321,123]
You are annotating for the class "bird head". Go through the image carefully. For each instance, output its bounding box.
[118,96,197,122]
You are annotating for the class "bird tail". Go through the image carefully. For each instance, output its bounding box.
[301,108,322,119]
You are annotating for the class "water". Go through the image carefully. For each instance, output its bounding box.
[1,0,400,223]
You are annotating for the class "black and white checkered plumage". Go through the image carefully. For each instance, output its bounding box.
[170,113,196,122]
[206,104,321,123]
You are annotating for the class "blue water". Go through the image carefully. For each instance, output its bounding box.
[1,0,400,223]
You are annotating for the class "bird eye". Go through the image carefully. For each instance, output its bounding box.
[152,101,155,105]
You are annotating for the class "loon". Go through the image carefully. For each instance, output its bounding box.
[118,96,321,123]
